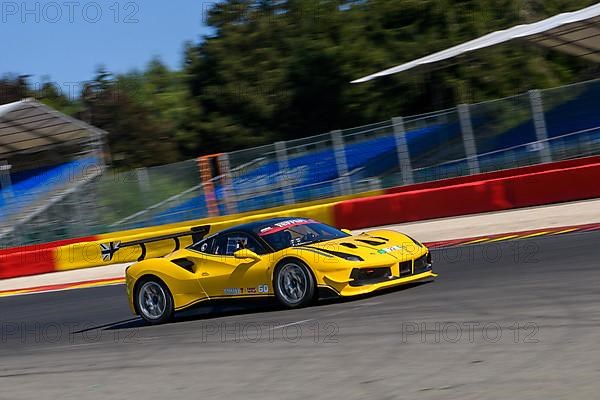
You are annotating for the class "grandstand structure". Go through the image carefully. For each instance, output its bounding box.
[0,99,106,246]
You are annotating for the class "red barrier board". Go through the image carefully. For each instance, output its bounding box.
[0,248,56,279]
[0,236,97,279]
[384,156,600,195]
[504,163,600,208]
[0,236,97,256]
[335,162,600,229]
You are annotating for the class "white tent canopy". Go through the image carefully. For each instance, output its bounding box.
[352,3,600,83]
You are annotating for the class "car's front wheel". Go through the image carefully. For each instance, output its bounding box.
[274,260,316,308]
[135,277,174,324]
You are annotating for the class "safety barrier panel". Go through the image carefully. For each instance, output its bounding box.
[0,236,97,279]
[384,156,600,195]
[0,248,56,279]
[334,160,600,229]
[503,163,600,208]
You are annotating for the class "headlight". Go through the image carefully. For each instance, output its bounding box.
[342,255,363,262]
[322,250,363,261]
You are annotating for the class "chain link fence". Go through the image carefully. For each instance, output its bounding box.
[3,78,600,246]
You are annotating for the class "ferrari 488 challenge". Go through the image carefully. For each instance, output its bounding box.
[101,217,436,324]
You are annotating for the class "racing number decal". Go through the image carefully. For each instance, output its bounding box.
[258,284,269,293]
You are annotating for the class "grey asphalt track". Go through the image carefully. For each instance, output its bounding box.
[1,231,599,400]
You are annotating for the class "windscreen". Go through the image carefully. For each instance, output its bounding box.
[256,219,350,251]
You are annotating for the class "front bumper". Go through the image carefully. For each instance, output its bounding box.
[329,270,436,297]
[323,253,436,297]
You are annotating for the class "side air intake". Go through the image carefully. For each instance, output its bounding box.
[172,258,194,273]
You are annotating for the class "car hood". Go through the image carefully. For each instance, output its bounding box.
[303,230,427,262]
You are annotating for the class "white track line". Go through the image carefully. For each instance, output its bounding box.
[269,319,314,331]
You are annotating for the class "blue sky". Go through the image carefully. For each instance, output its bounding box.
[0,1,212,93]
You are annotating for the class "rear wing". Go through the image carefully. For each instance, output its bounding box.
[100,225,210,262]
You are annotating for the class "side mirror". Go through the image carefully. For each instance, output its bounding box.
[341,229,352,235]
[233,249,262,261]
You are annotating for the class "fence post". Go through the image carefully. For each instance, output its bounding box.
[528,89,553,163]
[331,130,352,195]
[5,226,19,248]
[72,187,90,237]
[0,160,14,202]
[392,117,414,185]
[217,153,237,214]
[457,104,481,175]
[275,141,295,205]
[136,167,151,197]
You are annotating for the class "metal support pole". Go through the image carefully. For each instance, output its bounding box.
[92,131,107,168]
[392,117,414,185]
[136,167,151,208]
[35,206,52,243]
[87,177,101,234]
[528,89,553,163]
[457,104,481,175]
[8,226,20,248]
[331,130,352,195]
[136,167,150,192]
[275,141,295,205]
[0,160,14,202]
[72,187,88,237]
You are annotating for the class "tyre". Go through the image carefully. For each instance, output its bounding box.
[135,277,174,324]
[274,260,316,308]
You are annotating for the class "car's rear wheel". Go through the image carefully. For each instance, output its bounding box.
[274,260,316,308]
[135,277,174,324]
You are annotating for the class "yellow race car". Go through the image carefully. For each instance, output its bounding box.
[102,218,436,324]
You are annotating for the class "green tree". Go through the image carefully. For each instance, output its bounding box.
[0,74,30,104]
[184,0,597,156]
